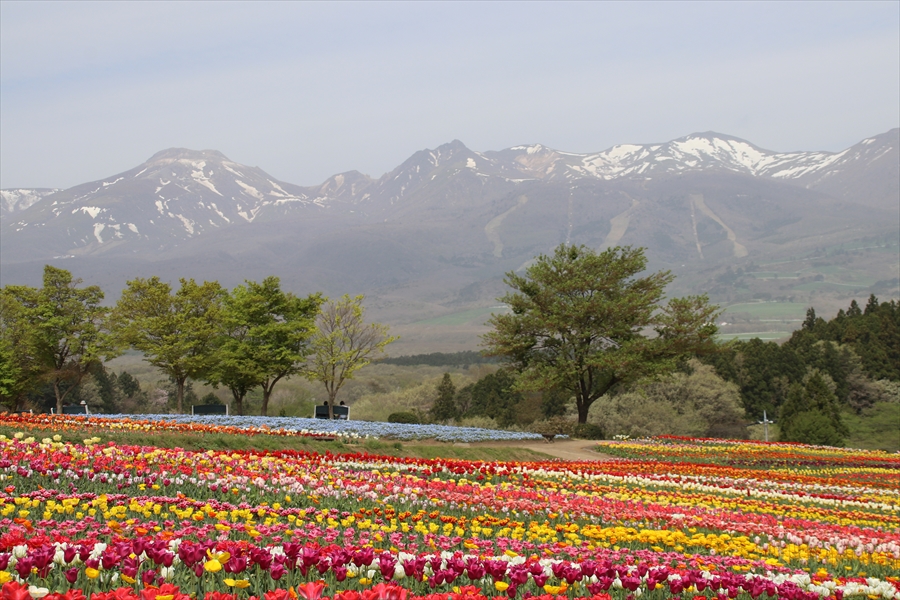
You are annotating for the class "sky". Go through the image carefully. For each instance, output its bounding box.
[1,1,898,190]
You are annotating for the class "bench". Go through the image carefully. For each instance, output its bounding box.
[314,405,349,420]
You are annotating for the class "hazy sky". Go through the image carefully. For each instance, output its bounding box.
[1,1,898,189]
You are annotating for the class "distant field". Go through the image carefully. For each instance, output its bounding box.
[412,305,509,326]
[721,301,808,319]
[748,272,800,279]
[716,331,791,341]
[793,281,873,292]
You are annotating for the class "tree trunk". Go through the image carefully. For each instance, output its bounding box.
[327,387,339,419]
[53,376,77,415]
[261,387,270,416]
[176,377,186,414]
[260,375,285,416]
[231,388,244,416]
[53,380,63,415]
[576,398,590,424]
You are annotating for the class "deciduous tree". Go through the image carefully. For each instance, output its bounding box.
[304,295,397,418]
[483,245,720,423]
[2,266,116,414]
[112,277,224,414]
[593,360,747,439]
[0,291,43,410]
[211,277,321,416]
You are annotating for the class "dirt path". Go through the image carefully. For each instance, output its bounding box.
[452,439,615,462]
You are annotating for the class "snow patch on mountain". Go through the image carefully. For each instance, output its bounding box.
[0,188,60,216]
[77,206,102,218]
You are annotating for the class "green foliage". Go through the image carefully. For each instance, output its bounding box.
[572,422,605,440]
[0,339,19,405]
[75,365,149,414]
[164,379,200,412]
[779,370,848,446]
[592,360,747,439]
[430,373,458,422]
[387,411,419,424]
[87,363,119,414]
[457,370,524,427]
[790,295,899,381]
[842,401,900,452]
[702,338,804,420]
[117,371,141,398]
[304,294,398,416]
[785,335,880,412]
[349,378,440,422]
[540,387,571,418]
[483,245,720,423]
[211,276,322,416]
[873,378,899,402]
[112,276,224,414]
[529,416,575,438]
[2,266,118,414]
[199,392,222,405]
[706,296,896,446]
[780,410,846,447]
[0,299,37,409]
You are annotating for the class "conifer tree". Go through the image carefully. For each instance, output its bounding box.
[430,373,458,422]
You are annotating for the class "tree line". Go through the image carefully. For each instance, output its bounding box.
[424,245,896,446]
[3,249,895,448]
[381,351,498,368]
[701,296,898,445]
[0,266,395,416]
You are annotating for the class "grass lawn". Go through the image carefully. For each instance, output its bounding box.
[843,402,900,453]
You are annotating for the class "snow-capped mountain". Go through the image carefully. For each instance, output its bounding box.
[477,129,899,189]
[303,129,898,211]
[1,129,896,312]
[1,188,60,216]
[2,148,327,257]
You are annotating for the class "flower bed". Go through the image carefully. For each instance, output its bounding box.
[0,413,548,443]
[0,422,898,599]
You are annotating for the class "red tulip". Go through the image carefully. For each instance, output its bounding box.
[295,580,327,600]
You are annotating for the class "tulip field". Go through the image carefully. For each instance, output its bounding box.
[0,414,898,600]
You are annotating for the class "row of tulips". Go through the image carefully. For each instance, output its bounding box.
[0,415,356,443]
[596,437,900,471]
[0,417,898,598]
[0,413,548,444]
[3,541,896,600]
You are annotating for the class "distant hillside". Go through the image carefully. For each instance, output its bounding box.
[382,351,498,367]
[2,129,897,353]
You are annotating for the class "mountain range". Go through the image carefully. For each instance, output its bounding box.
[2,129,898,352]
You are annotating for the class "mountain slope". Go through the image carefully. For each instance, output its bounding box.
[1,188,60,216]
[1,149,333,260]
[1,130,896,345]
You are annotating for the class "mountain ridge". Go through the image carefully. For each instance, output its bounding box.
[2,129,897,354]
